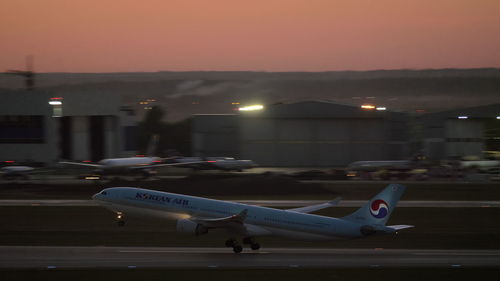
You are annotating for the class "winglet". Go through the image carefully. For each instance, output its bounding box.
[387,225,414,231]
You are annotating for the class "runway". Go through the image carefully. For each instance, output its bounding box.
[0,199,499,207]
[1,246,499,269]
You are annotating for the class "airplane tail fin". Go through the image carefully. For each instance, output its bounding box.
[342,184,406,226]
[146,134,159,157]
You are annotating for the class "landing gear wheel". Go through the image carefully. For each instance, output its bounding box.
[250,243,260,250]
[117,220,125,227]
[233,245,243,253]
[225,239,236,248]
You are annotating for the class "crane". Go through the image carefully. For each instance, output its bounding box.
[5,55,35,91]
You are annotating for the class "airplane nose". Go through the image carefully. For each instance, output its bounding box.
[92,193,98,200]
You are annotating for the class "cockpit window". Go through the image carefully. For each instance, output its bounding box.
[101,191,107,195]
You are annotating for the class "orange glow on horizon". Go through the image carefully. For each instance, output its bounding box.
[1,0,500,72]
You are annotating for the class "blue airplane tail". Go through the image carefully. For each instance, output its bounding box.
[342,184,406,226]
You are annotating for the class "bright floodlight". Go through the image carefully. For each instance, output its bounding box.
[49,101,62,105]
[376,107,387,111]
[496,116,500,120]
[361,104,375,110]
[239,105,264,111]
[458,116,468,119]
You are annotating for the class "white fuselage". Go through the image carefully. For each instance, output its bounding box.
[93,187,365,241]
[98,157,160,168]
[172,157,256,171]
[207,157,256,170]
[1,166,35,173]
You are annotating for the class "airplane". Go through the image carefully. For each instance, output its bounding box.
[205,157,257,171]
[92,184,413,253]
[59,135,204,178]
[460,160,500,172]
[0,161,54,180]
[1,165,40,180]
[347,160,414,172]
[168,156,257,171]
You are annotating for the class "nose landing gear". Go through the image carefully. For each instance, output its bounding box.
[116,213,125,227]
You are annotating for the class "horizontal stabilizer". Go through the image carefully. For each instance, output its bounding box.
[387,224,414,231]
[288,197,341,213]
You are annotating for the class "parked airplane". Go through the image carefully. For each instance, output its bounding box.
[60,135,204,178]
[168,156,257,171]
[92,184,413,253]
[0,165,41,180]
[347,160,414,171]
[460,160,500,171]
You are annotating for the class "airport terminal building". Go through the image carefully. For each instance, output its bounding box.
[193,101,412,167]
[0,90,138,164]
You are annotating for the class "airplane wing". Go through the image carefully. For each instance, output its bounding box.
[191,209,248,228]
[287,197,342,213]
[386,225,414,230]
[128,161,208,170]
[58,161,103,168]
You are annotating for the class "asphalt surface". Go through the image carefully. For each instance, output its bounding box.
[1,246,499,269]
[0,199,499,207]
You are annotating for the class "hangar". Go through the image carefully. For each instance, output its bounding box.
[193,101,411,167]
[0,90,138,164]
[422,103,500,160]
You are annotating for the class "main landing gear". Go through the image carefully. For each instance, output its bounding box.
[225,237,261,253]
[243,237,261,251]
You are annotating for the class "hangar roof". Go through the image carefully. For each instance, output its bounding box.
[240,100,405,119]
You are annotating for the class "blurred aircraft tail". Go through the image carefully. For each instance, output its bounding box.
[145,134,159,157]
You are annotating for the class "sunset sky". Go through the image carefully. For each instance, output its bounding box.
[1,0,500,72]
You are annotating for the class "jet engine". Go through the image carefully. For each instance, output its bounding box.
[176,219,208,236]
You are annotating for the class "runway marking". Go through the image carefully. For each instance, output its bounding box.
[2,247,500,269]
[118,250,271,254]
[415,253,500,256]
[120,250,200,253]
